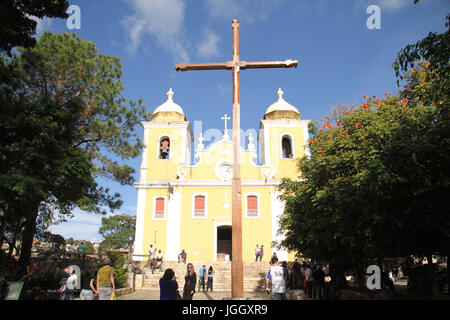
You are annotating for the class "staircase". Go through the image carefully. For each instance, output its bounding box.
[142,261,270,292]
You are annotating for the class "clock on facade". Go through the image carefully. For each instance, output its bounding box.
[216,161,233,180]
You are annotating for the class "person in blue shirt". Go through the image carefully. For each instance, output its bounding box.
[198,265,207,292]
[159,268,179,300]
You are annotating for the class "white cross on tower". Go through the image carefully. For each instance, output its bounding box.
[221,114,231,140]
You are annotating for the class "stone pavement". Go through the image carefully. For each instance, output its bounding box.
[117,289,309,300]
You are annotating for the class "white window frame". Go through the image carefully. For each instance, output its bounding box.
[192,193,208,219]
[153,195,167,220]
[245,193,260,218]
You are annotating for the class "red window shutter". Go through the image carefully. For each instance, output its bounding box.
[247,195,258,216]
[155,198,164,218]
[194,196,205,216]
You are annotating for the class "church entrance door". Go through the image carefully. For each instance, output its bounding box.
[217,226,232,262]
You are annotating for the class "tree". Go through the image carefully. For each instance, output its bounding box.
[0,32,148,277]
[0,0,69,55]
[278,70,449,292]
[98,214,136,251]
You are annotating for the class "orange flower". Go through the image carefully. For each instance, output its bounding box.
[337,122,343,127]
[403,84,408,88]
[354,122,361,128]
[373,95,376,98]
[340,131,345,136]
[317,149,324,154]
[344,110,348,115]
[420,78,425,83]
[363,94,368,98]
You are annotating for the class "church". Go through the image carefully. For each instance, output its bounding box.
[132,88,310,263]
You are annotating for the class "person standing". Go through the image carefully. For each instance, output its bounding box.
[265,257,288,300]
[312,264,325,300]
[259,245,264,262]
[65,267,78,300]
[58,267,70,300]
[79,270,96,300]
[255,245,260,261]
[305,264,313,298]
[148,244,156,260]
[156,250,164,271]
[159,268,179,300]
[198,265,206,292]
[96,258,115,300]
[183,263,196,300]
[206,266,214,292]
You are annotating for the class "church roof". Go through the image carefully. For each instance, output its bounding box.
[152,88,186,121]
[264,88,300,120]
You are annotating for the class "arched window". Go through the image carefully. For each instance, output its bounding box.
[281,135,293,159]
[194,195,206,217]
[159,137,170,159]
[154,197,165,219]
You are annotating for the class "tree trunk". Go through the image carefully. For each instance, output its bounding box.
[426,254,441,299]
[17,204,39,278]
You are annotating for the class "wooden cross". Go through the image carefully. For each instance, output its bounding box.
[175,19,297,298]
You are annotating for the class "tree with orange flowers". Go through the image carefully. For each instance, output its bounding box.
[278,67,449,296]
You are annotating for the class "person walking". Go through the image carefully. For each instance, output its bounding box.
[156,250,164,271]
[265,257,288,300]
[198,265,206,292]
[312,264,325,300]
[183,263,197,300]
[79,270,96,300]
[255,245,260,261]
[206,266,214,292]
[96,258,115,300]
[305,264,313,298]
[259,245,264,262]
[159,268,179,300]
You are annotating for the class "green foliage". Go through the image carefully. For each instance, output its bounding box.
[99,214,136,250]
[279,74,449,266]
[0,32,149,276]
[0,0,69,55]
[113,267,128,289]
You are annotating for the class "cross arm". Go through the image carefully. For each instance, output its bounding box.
[175,62,230,72]
[240,59,298,70]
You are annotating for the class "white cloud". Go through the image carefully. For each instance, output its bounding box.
[122,0,189,60]
[197,28,221,59]
[27,15,52,35]
[378,0,410,11]
[204,0,242,19]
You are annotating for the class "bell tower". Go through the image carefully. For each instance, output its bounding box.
[139,88,193,183]
[258,88,310,179]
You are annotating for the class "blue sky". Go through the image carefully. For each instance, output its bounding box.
[43,0,449,241]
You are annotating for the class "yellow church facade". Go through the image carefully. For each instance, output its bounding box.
[132,88,310,262]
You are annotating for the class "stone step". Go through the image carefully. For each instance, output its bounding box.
[142,261,270,292]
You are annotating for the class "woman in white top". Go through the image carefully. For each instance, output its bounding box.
[66,269,78,300]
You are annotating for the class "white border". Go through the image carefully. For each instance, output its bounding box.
[192,192,208,219]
